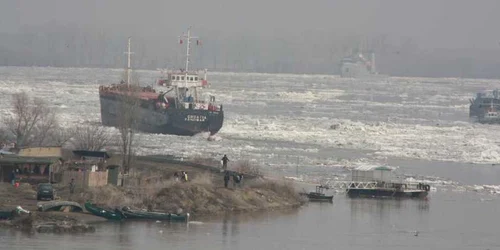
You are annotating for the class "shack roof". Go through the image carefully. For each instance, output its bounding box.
[354,165,396,171]
[72,150,110,159]
[0,155,57,165]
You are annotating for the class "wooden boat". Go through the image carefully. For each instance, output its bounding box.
[84,202,123,221]
[120,207,189,222]
[300,186,334,202]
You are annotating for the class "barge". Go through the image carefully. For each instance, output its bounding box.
[327,165,429,199]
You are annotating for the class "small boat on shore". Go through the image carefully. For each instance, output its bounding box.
[84,202,123,221]
[38,201,84,212]
[0,206,31,220]
[0,210,13,220]
[120,206,189,222]
[300,185,334,202]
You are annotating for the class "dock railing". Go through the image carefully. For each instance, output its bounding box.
[325,181,428,192]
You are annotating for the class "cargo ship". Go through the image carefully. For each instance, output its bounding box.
[99,28,224,136]
[469,89,500,124]
[339,50,387,78]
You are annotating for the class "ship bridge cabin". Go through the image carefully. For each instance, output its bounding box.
[154,69,221,112]
[157,70,209,89]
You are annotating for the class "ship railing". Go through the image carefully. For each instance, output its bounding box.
[325,181,427,191]
[325,181,378,190]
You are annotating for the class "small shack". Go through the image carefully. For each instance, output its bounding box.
[106,165,122,186]
[71,150,110,171]
[0,155,56,183]
[351,165,395,182]
[58,150,111,189]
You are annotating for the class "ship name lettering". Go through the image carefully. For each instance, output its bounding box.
[185,115,207,122]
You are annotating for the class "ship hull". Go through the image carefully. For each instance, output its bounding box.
[347,189,428,199]
[100,95,223,136]
[470,105,500,124]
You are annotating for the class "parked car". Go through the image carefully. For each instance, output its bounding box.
[37,183,55,201]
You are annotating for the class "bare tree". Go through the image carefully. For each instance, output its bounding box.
[0,127,13,148]
[70,124,112,151]
[31,109,58,146]
[48,126,74,147]
[4,92,57,148]
[116,72,142,174]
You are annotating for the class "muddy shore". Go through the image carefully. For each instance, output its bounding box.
[0,156,305,233]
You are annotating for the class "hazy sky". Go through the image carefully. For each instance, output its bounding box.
[2,0,499,50]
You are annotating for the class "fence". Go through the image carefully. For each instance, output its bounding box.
[61,171,108,188]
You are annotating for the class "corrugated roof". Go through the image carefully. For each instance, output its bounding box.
[72,150,110,159]
[354,165,396,171]
[0,155,57,164]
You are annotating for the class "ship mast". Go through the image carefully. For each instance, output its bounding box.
[124,37,134,86]
[180,27,198,73]
[179,27,199,99]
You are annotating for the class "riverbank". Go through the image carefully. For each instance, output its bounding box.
[74,174,304,217]
[0,156,305,232]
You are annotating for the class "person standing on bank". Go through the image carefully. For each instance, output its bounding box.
[221,155,230,170]
[69,178,76,195]
[9,170,16,186]
[224,171,230,188]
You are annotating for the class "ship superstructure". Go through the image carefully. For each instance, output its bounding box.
[470,89,500,124]
[339,50,383,78]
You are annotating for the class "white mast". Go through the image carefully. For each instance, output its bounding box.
[124,37,134,86]
[179,27,199,102]
[185,28,191,72]
[179,27,198,78]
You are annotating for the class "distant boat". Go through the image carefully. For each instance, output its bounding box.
[300,185,334,202]
[469,90,500,124]
[339,50,388,79]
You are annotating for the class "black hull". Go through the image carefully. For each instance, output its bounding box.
[347,189,428,199]
[299,192,334,202]
[100,95,224,136]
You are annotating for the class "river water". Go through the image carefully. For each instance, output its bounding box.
[1,67,500,249]
[1,188,499,250]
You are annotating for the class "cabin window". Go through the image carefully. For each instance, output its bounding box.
[195,77,198,81]
[190,77,194,81]
[181,76,185,80]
